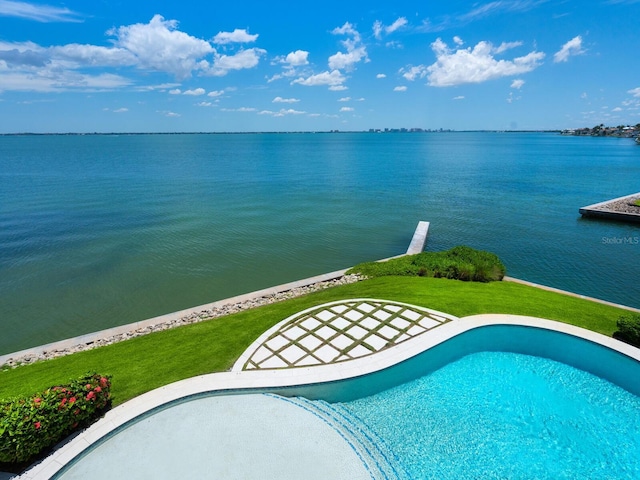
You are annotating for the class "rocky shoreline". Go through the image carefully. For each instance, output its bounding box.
[1,274,364,369]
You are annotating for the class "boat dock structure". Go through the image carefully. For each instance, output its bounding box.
[579,192,640,223]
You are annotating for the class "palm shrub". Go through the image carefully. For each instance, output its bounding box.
[0,372,111,465]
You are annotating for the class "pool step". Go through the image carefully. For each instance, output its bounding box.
[288,396,410,480]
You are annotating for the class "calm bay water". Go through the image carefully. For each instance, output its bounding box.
[0,132,638,355]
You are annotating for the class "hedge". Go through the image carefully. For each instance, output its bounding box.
[347,245,506,282]
[0,372,111,465]
[614,314,640,348]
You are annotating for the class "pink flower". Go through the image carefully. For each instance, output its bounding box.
[100,377,109,387]
[85,384,92,390]
[94,386,102,393]
[69,397,76,404]
[33,397,41,405]
[86,391,96,401]
[34,421,41,429]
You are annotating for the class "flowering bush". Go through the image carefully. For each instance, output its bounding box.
[0,373,111,465]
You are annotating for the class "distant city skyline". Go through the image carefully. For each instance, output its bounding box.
[0,0,639,133]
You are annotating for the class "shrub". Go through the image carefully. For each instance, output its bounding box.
[614,315,640,348]
[0,372,111,465]
[347,245,506,282]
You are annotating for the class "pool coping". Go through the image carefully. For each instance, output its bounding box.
[17,311,640,480]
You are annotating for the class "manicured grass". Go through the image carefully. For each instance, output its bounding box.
[0,277,633,407]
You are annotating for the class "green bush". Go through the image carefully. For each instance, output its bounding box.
[0,372,111,465]
[614,315,640,348]
[347,245,506,282]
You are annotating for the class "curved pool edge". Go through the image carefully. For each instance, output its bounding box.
[18,313,640,480]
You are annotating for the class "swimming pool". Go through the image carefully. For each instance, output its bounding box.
[339,351,640,479]
[24,317,640,480]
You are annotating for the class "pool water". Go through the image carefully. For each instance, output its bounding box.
[338,351,640,479]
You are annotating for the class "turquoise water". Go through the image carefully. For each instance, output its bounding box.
[1,132,639,354]
[339,351,640,479]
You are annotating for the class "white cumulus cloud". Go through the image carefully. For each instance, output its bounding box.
[554,36,585,63]
[511,79,525,89]
[373,17,408,39]
[629,87,640,97]
[495,41,523,54]
[208,90,224,97]
[394,86,407,91]
[273,96,300,103]
[292,70,346,88]
[258,108,306,117]
[426,38,545,87]
[284,50,309,66]
[213,29,258,45]
[328,47,367,71]
[401,65,429,81]
[332,22,359,38]
[206,48,266,76]
[109,15,215,79]
[376,73,386,79]
[328,22,368,71]
[0,14,268,92]
[183,87,205,95]
[340,106,354,112]
[221,107,256,112]
[269,50,309,83]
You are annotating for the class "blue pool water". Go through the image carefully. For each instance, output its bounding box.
[339,351,640,479]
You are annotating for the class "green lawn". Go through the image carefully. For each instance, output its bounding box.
[0,276,632,406]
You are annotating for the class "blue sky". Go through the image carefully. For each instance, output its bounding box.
[0,0,639,132]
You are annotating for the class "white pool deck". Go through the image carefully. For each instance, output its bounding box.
[16,305,640,480]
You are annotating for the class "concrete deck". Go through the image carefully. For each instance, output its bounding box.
[405,221,430,254]
[579,191,640,223]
